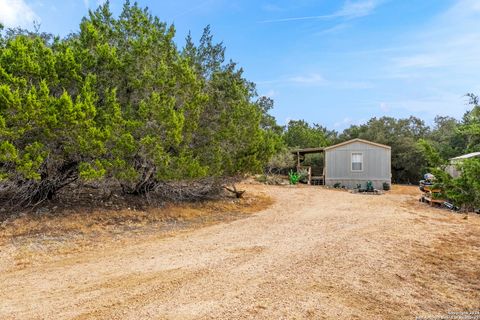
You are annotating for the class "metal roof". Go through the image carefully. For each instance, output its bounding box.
[450,152,480,161]
[324,138,391,151]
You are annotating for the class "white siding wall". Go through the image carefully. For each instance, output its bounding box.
[325,141,391,189]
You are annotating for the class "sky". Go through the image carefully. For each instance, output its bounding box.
[1,0,479,130]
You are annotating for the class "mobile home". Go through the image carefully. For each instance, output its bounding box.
[324,139,391,189]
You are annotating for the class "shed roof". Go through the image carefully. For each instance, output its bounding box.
[324,138,391,151]
[450,152,480,161]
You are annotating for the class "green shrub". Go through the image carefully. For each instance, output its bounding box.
[0,2,283,206]
[428,158,480,211]
[288,170,301,185]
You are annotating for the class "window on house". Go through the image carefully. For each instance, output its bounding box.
[352,152,363,171]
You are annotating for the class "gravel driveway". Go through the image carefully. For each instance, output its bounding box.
[1,185,479,319]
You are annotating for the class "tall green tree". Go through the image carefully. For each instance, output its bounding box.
[0,33,105,204]
[0,1,282,205]
[283,120,335,148]
[427,116,466,160]
[459,93,480,152]
[182,26,282,177]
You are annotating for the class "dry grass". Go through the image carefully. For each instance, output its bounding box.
[410,231,480,312]
[389,185,480,315]
[1,193,271,238]
[0,190,273,269]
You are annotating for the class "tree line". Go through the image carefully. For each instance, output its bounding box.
[280,96,480,210]
[281,96,479,181]
[0,2,282,206]
[0,1,478,210]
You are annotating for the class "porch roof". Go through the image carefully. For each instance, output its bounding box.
[291,147,325,155]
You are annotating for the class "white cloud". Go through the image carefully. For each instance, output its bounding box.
[393,53,446,69]
[0,0,39,29]
[256,73,326,86]
[336,0,380,19]
[314,23,350,36]
[260,0,382,23]
[262,89,278,98]
[375,90,472,121]
[379,102,389,112]
[288,73,326,85]
[373,0,480,122]
[257,73,374,90]
[392,0,480,71]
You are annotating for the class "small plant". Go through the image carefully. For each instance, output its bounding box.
[382,182,390,191]
[366,181,374,192]
[333,182,341,189]
[288,170,301,185]
[356,184,362,189]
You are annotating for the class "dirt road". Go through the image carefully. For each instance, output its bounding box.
[1,185,479,319]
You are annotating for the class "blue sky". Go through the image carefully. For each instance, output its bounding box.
[1,0,479,130]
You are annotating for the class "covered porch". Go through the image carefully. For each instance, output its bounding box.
[292,147,325,185]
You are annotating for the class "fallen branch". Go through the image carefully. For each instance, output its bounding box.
[223,184,245,198]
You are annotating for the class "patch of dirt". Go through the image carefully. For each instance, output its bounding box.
[1,184,479,319]
[389,184,421,196]
[0,191,273,268]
